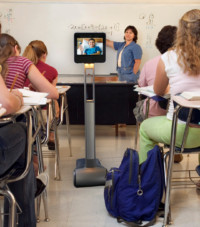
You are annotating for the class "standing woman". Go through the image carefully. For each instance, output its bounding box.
[106,25,142,83]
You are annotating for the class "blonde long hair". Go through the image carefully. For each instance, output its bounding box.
[23,40,48,65]
[174,9,200,76]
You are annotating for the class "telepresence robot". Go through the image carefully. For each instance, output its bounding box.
[73,33,107,187]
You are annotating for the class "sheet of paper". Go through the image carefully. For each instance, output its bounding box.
[19,89,49,98]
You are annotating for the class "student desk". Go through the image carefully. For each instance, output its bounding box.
[57,83,138,125]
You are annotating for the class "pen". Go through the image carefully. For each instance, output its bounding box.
[10,74,19,92]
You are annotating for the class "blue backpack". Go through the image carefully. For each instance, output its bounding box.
[104,145,164,226]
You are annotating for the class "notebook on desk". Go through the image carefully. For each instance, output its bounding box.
[14,89,49,105]
[180,91,200,101]
[134,85,170,99]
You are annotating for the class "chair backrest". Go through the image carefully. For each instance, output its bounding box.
[173,94,200,124]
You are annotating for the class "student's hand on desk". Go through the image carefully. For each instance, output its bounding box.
[11,89,24,106]
[28,84,36,91]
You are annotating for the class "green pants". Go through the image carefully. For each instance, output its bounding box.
[139,116,200,164]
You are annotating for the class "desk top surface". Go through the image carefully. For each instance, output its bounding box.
[56,86,71,94]
[172,96,200,108]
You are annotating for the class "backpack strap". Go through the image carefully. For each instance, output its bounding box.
[117,216,156,227]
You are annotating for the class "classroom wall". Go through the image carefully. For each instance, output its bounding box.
[0,0,199,3]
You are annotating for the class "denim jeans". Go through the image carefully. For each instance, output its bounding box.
[117,68,139,83]
[0,123,36,227]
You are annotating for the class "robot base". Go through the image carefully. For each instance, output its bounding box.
[73,158,107,187]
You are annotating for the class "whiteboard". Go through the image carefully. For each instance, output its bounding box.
[0,3,200,75]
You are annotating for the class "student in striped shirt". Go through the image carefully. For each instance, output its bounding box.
[0,33,59,175]
[0,33,59,100]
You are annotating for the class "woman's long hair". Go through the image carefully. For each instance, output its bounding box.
[23,40,48,65]
[174,9,200,76]
[0,34,21,79]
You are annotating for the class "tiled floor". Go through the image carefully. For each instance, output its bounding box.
[36,125,200,227]
[1,125,199,226]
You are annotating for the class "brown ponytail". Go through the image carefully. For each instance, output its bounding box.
[23,44,38,65]
[23,40,48,65]
[0,33,21,79]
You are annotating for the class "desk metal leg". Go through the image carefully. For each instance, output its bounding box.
[64,93,72,157]
[52,101,62,181]
[32,107,50,222]
[163,105,181,227]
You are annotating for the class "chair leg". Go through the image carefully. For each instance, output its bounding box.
[0,189,17,227]
[163,152,172,225]
[32,106,50,222]
[64,94,72,157]
[36,196,41,223]
[52,101,61,181]
[163,106,180,227]
[42,190,50,222]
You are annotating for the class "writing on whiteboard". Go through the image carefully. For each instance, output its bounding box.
[4,9,15,24]
[68,23,120,35]
[5,29,10,34]
[146,13,155,29]
[145,34,152,48]
[139,13,146,19]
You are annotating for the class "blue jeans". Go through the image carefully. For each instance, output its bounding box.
[0,123,36,227]
[117,68,139,83]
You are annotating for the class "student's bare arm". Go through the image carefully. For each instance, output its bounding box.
[27,65,59,99]
[154,59,169,95]
[133,59,141,75]
[0,76,23,114]
[106,39,114,49]
[52,77,58,87]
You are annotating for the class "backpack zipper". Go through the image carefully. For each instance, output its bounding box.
[129,149,133,184]
[137,165,143,196]
[110,169,121,207]
[111,169,114,207]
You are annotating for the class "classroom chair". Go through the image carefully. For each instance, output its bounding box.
[163,95,200,227]
[0,106,32,227]
[57,87,72,157]
[31,106,50,222]
[40,87,72,180]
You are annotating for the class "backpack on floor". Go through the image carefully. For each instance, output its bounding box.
[104,145,164,226]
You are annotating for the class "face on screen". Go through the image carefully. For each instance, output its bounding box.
[77,38,103,55]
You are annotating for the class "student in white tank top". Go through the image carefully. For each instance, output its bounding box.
[139,9,200,168]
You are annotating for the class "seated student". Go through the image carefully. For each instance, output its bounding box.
[139,9,200,172]
[0,34,59,100]
[0,34,59,175]
[23,40,58,90]
[80,38,101,55]
[138,25,177,118]
[0,75,47,227]
[23,40,59,149]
